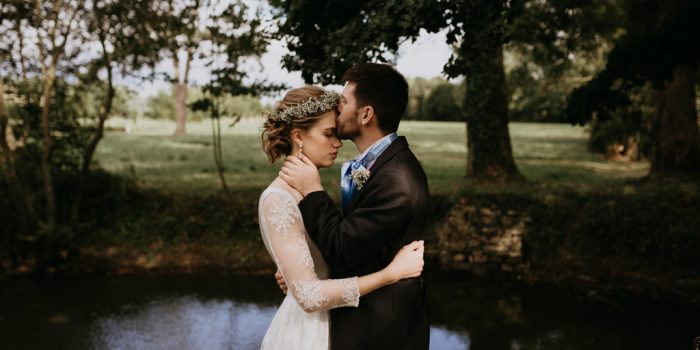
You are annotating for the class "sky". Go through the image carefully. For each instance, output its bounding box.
[132,29,455,104]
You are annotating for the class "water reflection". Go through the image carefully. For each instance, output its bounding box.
[91,298,273,350]
[430,326,471,349]
[0,272,698,350]
[87,295,470,350]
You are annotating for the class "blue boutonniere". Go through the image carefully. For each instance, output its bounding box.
[350,167,370,190]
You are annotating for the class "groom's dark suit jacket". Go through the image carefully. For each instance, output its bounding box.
[299,136,430,350]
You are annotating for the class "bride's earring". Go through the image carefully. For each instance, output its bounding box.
[297,143,304,160]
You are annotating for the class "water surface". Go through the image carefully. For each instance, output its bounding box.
[1,272,697,349]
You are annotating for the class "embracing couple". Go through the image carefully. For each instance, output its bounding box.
[257,63,430,350]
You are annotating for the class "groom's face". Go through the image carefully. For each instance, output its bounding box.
[336,82,362,140]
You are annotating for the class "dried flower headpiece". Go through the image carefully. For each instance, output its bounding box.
[269,90,340,124]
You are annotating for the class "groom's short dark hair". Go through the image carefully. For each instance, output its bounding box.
[342,63,408,134]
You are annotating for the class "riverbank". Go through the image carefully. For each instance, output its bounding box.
[432,178,700,306]
[2,120,697,308]
[2,177,698,309]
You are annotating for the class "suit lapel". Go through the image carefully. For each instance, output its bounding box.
[346,137,409,213]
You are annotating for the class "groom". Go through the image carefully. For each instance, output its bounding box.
[279,63,430,350]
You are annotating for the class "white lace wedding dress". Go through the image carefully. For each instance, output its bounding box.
[257,186,361,350]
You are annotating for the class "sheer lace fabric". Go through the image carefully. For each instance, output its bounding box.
[258,186,360,349]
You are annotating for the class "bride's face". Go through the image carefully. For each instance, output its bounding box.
[296,111,342,168]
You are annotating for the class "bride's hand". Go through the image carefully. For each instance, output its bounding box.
[385,240,424,283]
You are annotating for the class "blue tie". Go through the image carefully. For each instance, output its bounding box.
[341,159,365,213]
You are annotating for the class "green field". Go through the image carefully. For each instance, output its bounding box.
[84,118,700,298]
[96,117,649,196]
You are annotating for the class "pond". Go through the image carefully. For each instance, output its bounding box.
[1,272,698,349]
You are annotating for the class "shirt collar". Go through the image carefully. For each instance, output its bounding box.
[356,133,398,167]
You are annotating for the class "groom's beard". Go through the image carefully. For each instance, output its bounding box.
[337,114,361,140]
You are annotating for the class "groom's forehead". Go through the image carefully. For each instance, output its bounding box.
[341,82,355,97]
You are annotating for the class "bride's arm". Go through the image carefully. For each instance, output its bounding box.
[262,192,359,312]
[261,193,423,313]
[355,240,424,296]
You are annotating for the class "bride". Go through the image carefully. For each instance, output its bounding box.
[258,86,425,349]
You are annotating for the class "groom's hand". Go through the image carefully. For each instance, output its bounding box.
[280,155,323,197]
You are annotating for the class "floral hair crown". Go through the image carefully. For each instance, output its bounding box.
[269,90,340,124]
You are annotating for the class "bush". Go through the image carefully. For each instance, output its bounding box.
[423,83,465,122]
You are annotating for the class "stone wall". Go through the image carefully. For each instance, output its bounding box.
[436,198,530,275]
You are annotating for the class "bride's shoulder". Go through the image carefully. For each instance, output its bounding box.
[260,188,298,207]
[261,179,303,203]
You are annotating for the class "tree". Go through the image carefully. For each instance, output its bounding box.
[1,79,36,262]
[145,90,178,119]
[271,0,522,180]
[423,82,464,122]
[151,0,202,136]
[150,0,276,136]
[144,87,264,120]
[567,0,700,175]
[68,0,162,226]
[405,77,453,121]
[445,1,523,179]
[0,2,37,249]
[21,0,86,229]
[0,0,162,264]
[504,0,622,123]
[189,0,281,192]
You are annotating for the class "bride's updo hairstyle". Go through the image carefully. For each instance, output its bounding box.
[262,86,340,163]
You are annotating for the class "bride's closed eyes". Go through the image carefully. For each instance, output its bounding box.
[324,128,339,138]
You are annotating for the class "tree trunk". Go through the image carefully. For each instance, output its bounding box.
[460,3,521,181]
[0,80,35,262]
[174,83,187,136]
[71,36,115,226]
[173,48,191,136]
[16,20,28,80]
[34,0,77,231]
[81,38,114,174]
[40,65,57,228]
[4,118,21,150]
[647,0,700,175]
[211,106,232,194]
[650,63,700,175]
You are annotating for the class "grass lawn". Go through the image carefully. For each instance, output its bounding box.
[96,117,650,197]
[83,118,700,302]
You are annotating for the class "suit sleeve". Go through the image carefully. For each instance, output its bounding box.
[298,169,413,273]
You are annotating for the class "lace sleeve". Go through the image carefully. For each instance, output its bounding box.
[260,191,360,312]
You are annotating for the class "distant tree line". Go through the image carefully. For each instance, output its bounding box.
[404,78,465,122]
[144,88,265,121]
